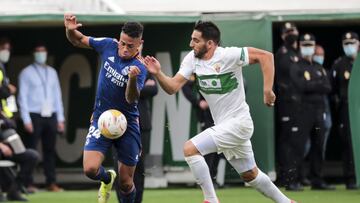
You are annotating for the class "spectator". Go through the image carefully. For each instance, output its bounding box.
[274,22,302,190]
[0,37,39,193]
[18,42,65,192]
[290,34,333,190]
[331,31,359,190]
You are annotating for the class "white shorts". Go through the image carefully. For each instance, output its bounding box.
[191,114,254,161]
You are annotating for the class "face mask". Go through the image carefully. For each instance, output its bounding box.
[0,49,10,63]
[34,51,47,64]
[284,34,298,45]
[313,55,324,65]
[300,46,315,57]
[343,44,358,57]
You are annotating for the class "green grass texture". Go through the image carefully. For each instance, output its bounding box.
[8,185,360,203]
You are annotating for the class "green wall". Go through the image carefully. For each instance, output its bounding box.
[349,56,360,187]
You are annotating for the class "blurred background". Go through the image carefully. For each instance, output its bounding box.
[0,0,359,197]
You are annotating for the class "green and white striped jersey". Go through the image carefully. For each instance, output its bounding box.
[178,47,250,124]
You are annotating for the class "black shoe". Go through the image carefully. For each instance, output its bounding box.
[7,192,28,202]
[285,183,304,191]
[346,183,358,190]
[311,182,336,190]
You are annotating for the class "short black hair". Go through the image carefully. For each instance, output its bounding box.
[33,41,47,52]
[122,22,144,38]
[194,21,221,45]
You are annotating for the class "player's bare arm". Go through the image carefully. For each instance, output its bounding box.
[143,56,187,95]
[125,66,141,103]
[248,47,276,107]
[64,13,90,49]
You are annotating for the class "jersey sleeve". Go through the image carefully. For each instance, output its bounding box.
[89,37,115,54]
[178,51,195,79]
[227,47,249,67]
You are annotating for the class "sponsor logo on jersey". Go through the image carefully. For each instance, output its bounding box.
[103,61,128,87]
[121,66,130,75]
[196,72,238,94]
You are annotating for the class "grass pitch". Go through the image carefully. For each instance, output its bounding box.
[11,185,360,203]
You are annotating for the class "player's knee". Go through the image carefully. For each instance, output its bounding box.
[119,179,133,192]
[83,165,99,179]
[183,140,198,157]
[240,167,258,182]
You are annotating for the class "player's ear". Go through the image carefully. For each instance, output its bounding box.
[138,42,144,53]
[207,40,214,47]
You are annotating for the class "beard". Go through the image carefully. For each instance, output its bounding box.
[194,45,208,59]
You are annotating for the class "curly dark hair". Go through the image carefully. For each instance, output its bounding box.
[122,22,144,38]
[194,21,221,45]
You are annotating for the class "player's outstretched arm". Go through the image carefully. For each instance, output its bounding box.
[248,47,276,107]
[64,13,90,49]
[143,56,187,95]
[125,66,141,104]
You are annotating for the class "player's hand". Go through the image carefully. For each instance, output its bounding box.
[57,121,65,134]
[0,143,13,157]
[264,89,276,107]
[8,84,16,94]
[24,123,34,134]
[64,13,82,30]
[128,66,141,79]
[198,100,209,110]
[144,56,161,75]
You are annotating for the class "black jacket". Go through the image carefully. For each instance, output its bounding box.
[290,58,331,105]
[275,44,301,102]
[138,74,158,131]
[331,55,354,102]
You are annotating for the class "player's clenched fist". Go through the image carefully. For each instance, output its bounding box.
[128,66,141,78]
[264,89,276,107]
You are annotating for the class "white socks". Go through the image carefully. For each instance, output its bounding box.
[247,170,291,203]
[185,155,218,203]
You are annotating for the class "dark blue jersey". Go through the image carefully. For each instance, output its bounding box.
[89,37,147,122]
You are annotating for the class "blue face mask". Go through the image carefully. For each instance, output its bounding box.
[300,46,315,57]
[34,51,47,64]
[343,44,358,57]
[313,55,324,65]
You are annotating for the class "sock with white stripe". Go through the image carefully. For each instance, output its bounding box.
[185,155,218,203]
[247,170,291,203]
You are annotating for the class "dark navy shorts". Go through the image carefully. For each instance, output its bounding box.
[84,118,141,166]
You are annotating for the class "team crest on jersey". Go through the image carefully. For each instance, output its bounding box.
[213,63,222,73]
[121,66,130,75]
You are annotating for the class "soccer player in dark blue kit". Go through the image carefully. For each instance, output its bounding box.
[64,13,147,203]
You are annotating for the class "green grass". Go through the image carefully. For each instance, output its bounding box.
[11,185,360,203]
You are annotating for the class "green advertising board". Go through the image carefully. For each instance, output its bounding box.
[349,56,360,187]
